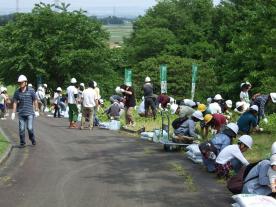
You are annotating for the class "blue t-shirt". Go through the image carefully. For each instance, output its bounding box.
[237,111,257,134]
[13,87,37,116]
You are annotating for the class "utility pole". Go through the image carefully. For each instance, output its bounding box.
[113,6,116,17]
[16,0,19,13]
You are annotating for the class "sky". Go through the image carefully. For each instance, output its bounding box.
[0,0,221,17]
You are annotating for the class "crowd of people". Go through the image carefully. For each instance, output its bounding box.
[0,74,276,198]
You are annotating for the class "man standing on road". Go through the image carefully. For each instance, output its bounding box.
[66,78,79,128]
[11,75,39,147]
[80,81,98,130]
[143,77,157,119]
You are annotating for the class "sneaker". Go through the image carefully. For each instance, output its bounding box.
[19,144,26,148]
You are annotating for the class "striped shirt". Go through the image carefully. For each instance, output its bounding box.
[13,87,37,116]
[253,95,269,118]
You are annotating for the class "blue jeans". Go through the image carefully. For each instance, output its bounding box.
[94,107,99,126]
[202,156,216,172]
[19,115,35,145]
[231,158,243,173]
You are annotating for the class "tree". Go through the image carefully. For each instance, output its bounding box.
[0,3,118,97]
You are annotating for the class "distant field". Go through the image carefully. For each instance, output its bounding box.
[103,23,133,44]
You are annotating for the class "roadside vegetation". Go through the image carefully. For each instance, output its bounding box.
[0,132,9,157]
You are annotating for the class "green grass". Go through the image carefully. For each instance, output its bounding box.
[169,162,197,192]
[0,132,9,157]
[103,23,133,44]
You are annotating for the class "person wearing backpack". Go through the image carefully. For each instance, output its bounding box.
[199,123,239,172]
[174,111,203,139]
[242,154,276,196]
[215,135,253,178]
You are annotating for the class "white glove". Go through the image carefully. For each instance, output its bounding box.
[11,112,15,120]
[263,118,268,124]
[35,111,40,117]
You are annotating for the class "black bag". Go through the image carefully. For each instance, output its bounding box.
[172,117,188,129]
[227,161,261,194]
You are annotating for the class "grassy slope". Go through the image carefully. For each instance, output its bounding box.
[100,101,275,162]
[0,133,9,157]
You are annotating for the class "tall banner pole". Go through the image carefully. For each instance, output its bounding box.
[124,68,132,86]
[160,64,167,94]
[191,64,198,101]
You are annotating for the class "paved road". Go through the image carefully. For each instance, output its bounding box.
[0,116,232,207]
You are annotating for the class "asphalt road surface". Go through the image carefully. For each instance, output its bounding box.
[0,116,232,207]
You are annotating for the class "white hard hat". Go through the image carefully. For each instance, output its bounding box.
[184,99,196,107]
[207,97,212,104]
[214,94,223,101]
[192,111,204,121]
[145,76,151,82]
[170,97,175,104]
[93,81,97,87]
[18,75,27,82]
[80,83,84,87]
[270,154,276,166]
[38,86,43,91]
[71,78,77,84]
[115,86,122,94]
[240,82,246,88]
[270,93,276,103]
[0,87,6,92]
[235,101,244,108]
[28,83,33,87]
[239,135,253,149]
[43,83,47,88]
[250,105,259,112]
[56,87,62,92]
[272,142,276,155]
[170,104,178,115]
[226,100,232,108]
[226,123,239,134]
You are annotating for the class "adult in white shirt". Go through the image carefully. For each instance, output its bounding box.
[208,102,222,114]
[66,78,78,128]
[215,135,253,178]
[36,86,46,112]
[80,81,98,130]
[93,81,101,126]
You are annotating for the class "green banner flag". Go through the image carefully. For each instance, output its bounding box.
[124,68,132,86]
[160,64,167,93]
[191,64,198,100]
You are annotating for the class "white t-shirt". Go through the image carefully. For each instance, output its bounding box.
[67,85,78,104]
[54,92,60,104]
[0,94,6,104]
[216,144,249,166]
[36,90,45,101]
[208,102,222,114]
[82,88,97,108]
[94,87,101,100]
[240,91,250,103]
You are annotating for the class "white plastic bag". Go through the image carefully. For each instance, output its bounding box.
[109,120,120,130]
[232,194,276,207]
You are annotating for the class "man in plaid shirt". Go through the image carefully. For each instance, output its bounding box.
[253,93,276,124]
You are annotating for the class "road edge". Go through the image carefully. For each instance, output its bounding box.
[0,127,13,166]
